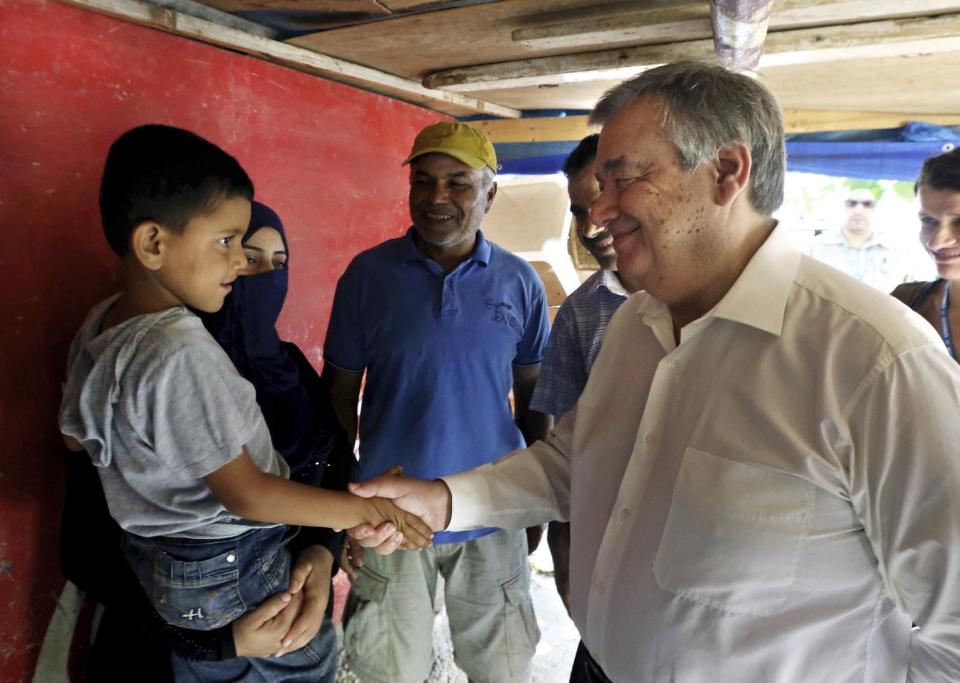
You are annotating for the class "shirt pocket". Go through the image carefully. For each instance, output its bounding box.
[653,447,815,616]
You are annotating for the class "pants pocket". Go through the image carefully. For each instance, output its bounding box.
[501,568,540,660]
[344,564,393,680]
[151,544,246,630]
[350,564,390,603]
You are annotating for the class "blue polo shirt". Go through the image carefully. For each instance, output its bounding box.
[324,228,549,543]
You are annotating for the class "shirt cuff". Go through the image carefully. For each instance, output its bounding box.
[441,469,494,531]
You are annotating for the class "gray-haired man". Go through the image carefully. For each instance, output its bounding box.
[350,62,960,682]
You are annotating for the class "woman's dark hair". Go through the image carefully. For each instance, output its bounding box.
[915,147,960,194]
[99,124,254,256]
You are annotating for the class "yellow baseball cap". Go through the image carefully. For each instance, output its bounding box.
[403,122,498,172]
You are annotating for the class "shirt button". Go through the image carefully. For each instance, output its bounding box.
[668,360,679,371]
[226,553,236,563]
[644,433,656,445]
[619,507,630,522]
[595,580,606,595]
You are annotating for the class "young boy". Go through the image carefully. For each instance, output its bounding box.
[59,125,431,678]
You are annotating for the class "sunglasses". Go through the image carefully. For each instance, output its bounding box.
[845,198,875,208]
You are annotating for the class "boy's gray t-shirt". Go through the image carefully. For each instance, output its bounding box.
[60,295,289,539]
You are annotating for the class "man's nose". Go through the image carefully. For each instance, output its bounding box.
[581,220,603,237]
[590,185,618,228]
[427,182,449,204]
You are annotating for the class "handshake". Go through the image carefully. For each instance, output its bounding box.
[347,467,453,555]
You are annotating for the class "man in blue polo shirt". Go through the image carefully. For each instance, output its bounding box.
[322,122,549,683]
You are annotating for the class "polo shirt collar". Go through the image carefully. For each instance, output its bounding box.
[402,227,491,266]
[822,229,892,249]
[633,223,799,340]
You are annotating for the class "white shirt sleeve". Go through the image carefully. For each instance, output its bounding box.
[444,412,574,531]
[845,344,960,681]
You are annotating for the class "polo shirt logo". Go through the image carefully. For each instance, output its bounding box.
[486,299,521,332]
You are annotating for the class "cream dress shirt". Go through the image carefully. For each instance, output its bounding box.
[444,225,960,682]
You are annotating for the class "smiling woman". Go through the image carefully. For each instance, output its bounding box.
[892,148,960,362]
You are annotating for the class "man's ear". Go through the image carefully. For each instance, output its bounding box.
[129,221,166,271]
[713,143,752,207]
[484,181,498,214]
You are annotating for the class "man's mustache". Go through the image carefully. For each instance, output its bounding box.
[582,228,612,246]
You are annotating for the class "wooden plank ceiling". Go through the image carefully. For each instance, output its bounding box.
[79,0,960,129]
[283,0,960,124]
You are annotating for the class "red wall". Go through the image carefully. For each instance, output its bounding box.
[0,1,445,678]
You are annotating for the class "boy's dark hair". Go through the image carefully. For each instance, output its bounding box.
[562,134,599,179]
[99,124,254,256]
[915,148,960,194]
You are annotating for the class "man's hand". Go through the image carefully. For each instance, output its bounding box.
[340,537,364,581]
[347,472,452,555]
[232,591,303,658]
[526,524,545,555]
[364,497,434,549]
[275,545,334,657]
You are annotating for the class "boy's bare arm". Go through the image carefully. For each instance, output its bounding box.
[203,450,432,548]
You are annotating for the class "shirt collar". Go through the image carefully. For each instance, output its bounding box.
[402,227,491,266]
[596,269,630,297]
[708,223,800,337]
[822,229,892,248]
[585,268,630,298]
[633,223,800,340]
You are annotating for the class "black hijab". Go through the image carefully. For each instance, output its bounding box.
[201,202,317,472]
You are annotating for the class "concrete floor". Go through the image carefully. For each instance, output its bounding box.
[335,541,580,683]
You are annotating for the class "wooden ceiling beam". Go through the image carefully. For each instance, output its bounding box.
[782,110,960,134]
[54,0,521,118]
[474,116,592,144]
[512,0,960,50]
[423,41,712,92]
[511,3,712,50]
[473,111,960,146]
[197,0,391,11]
[761,13,960,68]
[426,13,960,92]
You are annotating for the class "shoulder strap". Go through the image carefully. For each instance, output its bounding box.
[892,280,941,311]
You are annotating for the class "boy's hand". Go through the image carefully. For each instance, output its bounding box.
[350,474,452,534]
[233,590,303,658]
[365,497,433,549]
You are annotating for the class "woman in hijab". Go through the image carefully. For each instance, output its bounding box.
[201,201,352,486]
[185,200,353,681]
[892,148,960,363]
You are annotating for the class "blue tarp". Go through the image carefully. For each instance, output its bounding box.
[494,122,960,180]
[785,122,959,181]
